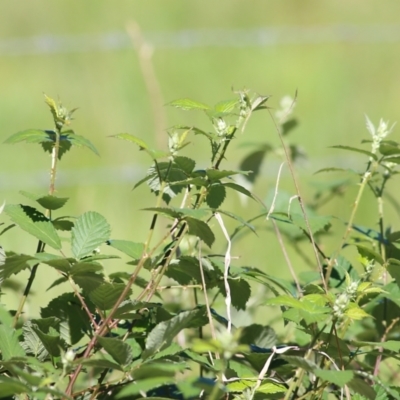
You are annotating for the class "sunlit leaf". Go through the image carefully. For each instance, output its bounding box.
[168,98,210,111]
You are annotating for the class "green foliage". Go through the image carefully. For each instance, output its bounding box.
[0,91,400,400]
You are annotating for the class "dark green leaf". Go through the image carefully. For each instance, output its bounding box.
[282,118,298,136]
[240,324,277,348]
[97,336,133,366]
[70,261,103,275]
[223,182,257,202]
[31,325,66,357]
[0,254,36,280]
[63,131,99,156]
[115,377,175,398]
[217,278,251,310]
[21,321,48,361]
[52,218,74,231]
[168,98,210,111]
[239,147,270,183]
[173,156,196,174]
[71,211,111,259]
[113,133,167,159]
[185,217,215,248]
[206,169,249,182]
[143,307,208,358]
[78,358,123,371]
[5,204,61,249]
[89,283,131,310]
[107,240,145,259]
[19,191,69,211]
[34,253,72,274]
[0,376,30,398]
[206,184,226,209]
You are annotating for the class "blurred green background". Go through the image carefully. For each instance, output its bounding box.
[1,0,400,318]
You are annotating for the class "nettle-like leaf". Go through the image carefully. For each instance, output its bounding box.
[217,278,251,310]
[206,184,226,209]
[4,129,52,144]
[107,240,144,259]
[113,133,168,159]
[239,147,271,184]
[205,169,249,183]
[19,191,69,211]
[21,321,49,361]
[89,282,131,310]
[168,98,210,111]
[173,156,196,174]
[143,307,208,359]
[41,292,94,345]
[0,254,36,280]
[185,217,215,248]
[34,253,73,274]
[240,324,277,349]
[5,204,61,249]
[71,211,111,260]
[62,130,99,156]
[97,336,133,366]
[331,145,378,160]
[0,325,26,361]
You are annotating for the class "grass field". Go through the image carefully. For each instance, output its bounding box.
[1,1,400,316]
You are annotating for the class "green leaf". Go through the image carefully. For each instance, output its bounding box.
[240,324,277,349]
[113,133,168,159]
[19,191,69,211]
[73,273,104,293]
[71,211,111,259]
[0,254,36,280]
[107,240,144,259]
[89,282,131,310]
[41,292,94,345]
[70,261,103,275]
[21,321,48,361]
[0,376,30,398]
[63,131,99,156]
[0,325,25,360]
[31,324,66,357]
[168,98,210,111]
[143,307,208,358]
[4,129,51,144]
[214,209,256,235]
[78,358,123,371]
[185,217,215,248]
[115,377,175,398]
[52,217,74,231]
[173,156,196,174]
[97,336,133,366]
[217,278,251,310]
[214,99,238,114]
[5,204,61,249]
[291,213,332,236]
[282,118,298,136]
[239,147,270,183]
[223,182,256,202]
[133,361,187,380]
[143,207,209,220]
[205,169,249,182]
[34,253,72,274]
[206,184,226,209]
[314,369,353,386]
[331,145,377,160]
[257,382,286,394]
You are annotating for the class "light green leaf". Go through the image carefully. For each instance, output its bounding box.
[257,382,286,394]
[314,369,353,386]
[214,99,238,113]
[4,129,51,144]
[185,217,215,248]
[0,376,30,398]
[0,325,25,360]
[5,204,61,249]
[143,307,208,358]
[352,340,400,352]
[21,321,48,361]
[344,304,371,320]
[107,240,144,259]
[168,98,210,111]
[97,336,133,366]
[113,133,168,159]
[34,253,72,274]
[89,282,131,310]
[331,145,377,160]
[71,211,111,259]
[173,156,196,174]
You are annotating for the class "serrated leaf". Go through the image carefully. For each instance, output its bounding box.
[4,129,51,144]
[78,358,123,371]
[89,282,131,310]
[97,336,133,366]
[217,278,251,310]
[31,325,66,357]
[115,377,175,398]
[223,182,256,202]
[21,321,48,361]
[52,218,74,231]
[5,204,61,249]
[168,98,210,111]
[214,99,238,114]
[257,382,286,394]
[71,211,110,259]
[206,184,226,209]
[73,273,104,293]
[240,324,277,349]
[41,292,94,345]
[34,253,73,274]
[37,195,69,210]
[113,133,167,159]
[107,240,145,259]
[344,304,371,320]
[0,254,36,280]
[0,325,25,360]
[70,261,103,275]
[185,217,215,248]
[63,131,99,156]
[331,145,377,160]
[314,369,353,386]
[173,156,196,174]
[205,169,249,182]
[143,307,208,358]
[239,148,270,183]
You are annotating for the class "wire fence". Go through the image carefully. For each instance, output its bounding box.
[1,25,400,56]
